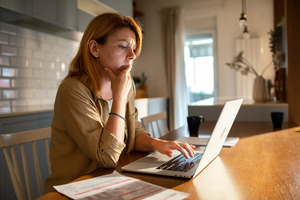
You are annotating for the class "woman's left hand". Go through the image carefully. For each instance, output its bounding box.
[152,139,195,159]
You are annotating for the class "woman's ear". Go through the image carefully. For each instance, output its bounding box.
[88,40,99,58]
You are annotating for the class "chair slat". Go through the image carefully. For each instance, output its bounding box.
[2,128,51,147]
[3,147,25,200]
[11,147,24,191]
[1,127,51,200]
[44,139,51,174]
[141,112,169,138]
[20,144,33,200]
[150,122,155,138]
[32,141,43,196]
[155,120,162,137]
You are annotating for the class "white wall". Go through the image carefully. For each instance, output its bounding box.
[132,0,274,99]
[0,21,79,113]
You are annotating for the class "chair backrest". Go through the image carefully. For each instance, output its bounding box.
[141,111,169,138]
[0,127,51,200]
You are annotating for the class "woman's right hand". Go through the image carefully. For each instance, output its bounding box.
[152,139,195,159]
[105,65,132,101]
[135,133,195,159]
[105,65,132,142]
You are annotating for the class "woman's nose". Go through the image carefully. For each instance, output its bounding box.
[127,48,136,60]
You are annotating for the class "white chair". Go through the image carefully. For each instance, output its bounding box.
[141,111,169,138]
[0,127,51,200]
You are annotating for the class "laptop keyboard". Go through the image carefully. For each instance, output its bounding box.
[156,153,202,172]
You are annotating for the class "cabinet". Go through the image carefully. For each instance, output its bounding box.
[0,0,32,16]
[0,111,53,134]
[77,0,133,33]
[32,0,57,24]
[0,0,78,31]
[32,0,77,30]
[58,0,78,30]
[98,0,133,17]
[118,0,133,17]
[0,0,133,40]
[135,97,169,121]
[78,10,94,32]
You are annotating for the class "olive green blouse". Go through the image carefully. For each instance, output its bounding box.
[44,77,145,193]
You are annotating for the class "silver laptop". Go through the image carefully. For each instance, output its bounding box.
[121,99,243,178]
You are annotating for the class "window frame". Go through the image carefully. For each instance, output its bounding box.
[184,28,218,102]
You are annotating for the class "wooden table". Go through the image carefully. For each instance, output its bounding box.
[38,122,300,199]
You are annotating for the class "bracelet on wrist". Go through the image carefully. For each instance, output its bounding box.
[109,112,126,121]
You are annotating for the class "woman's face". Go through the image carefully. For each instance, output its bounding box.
[97,28,137,75]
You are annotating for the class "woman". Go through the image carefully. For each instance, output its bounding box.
[44,13,195,193]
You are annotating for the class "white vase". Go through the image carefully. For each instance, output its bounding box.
[253,76,267,102]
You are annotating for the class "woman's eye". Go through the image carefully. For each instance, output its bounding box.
[119,45,127,49]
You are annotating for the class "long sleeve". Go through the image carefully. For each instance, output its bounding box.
[52,78,126,167]
[45,78,127,193]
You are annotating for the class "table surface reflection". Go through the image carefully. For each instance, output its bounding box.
[38,121,300,200]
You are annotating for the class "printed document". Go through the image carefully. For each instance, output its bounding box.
[54,171,189,200]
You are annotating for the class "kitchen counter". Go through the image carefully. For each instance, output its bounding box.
[0,97,169,134]
[0,104,54,118]
[188,97,288,122]
[134,97,168,120]
[0,97,169,118]
[0,105,54,134]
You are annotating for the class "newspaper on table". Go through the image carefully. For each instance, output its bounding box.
[54,171,189,200]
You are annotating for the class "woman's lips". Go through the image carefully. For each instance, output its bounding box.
[121,65,128,69]
[120,65,132,71]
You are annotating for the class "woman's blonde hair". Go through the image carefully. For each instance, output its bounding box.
[64,13,142,93]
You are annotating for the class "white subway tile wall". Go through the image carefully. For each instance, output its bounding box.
[0,21,79,112]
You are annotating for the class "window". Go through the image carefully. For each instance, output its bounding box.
[184,33,216,103]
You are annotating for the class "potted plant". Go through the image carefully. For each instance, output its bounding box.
[268,20,286,102]
[226,51,272,102]
[133,73,147,98]
[133,76,141,89]
[268,21,284,70]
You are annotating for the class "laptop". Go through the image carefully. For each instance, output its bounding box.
[176,136,239,147]
[121,99,243,179]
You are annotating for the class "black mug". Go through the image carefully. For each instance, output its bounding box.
[271,112,284,129]
[187,115,204,136]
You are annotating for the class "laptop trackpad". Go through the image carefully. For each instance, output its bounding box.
[130,152,171,167]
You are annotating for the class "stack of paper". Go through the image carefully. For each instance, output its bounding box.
[54,171,189,200]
